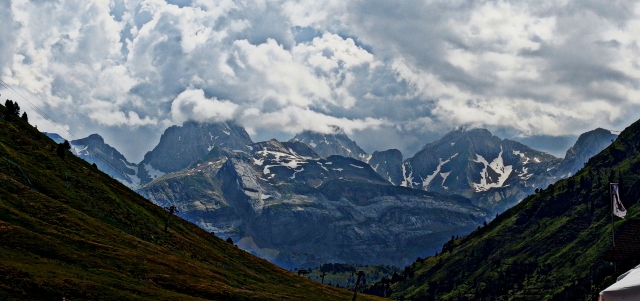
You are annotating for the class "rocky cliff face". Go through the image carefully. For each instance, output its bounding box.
[137,121,253,184]
[369,149,404,185]
[138,139,489,268]
[290,128,370,162]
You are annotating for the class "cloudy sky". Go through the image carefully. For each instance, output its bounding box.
[1,0,640,161]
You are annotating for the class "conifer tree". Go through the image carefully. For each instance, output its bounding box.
[57,140,71,158]
[4,100,19,116]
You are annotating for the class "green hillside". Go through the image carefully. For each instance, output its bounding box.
[0,103,386,300]
[371,121,640,300]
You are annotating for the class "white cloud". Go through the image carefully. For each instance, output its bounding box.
[241,106,388,136]
[170,88,238,124]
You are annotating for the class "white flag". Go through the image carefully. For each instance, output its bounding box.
[612,183,627,219]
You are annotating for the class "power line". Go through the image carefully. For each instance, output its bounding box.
[0,79,71,139]
[0,79,135,185]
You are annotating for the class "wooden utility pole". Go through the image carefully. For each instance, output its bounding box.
[163,205,179,232]
[352,270,365,301]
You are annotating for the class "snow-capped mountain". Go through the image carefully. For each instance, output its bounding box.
[138,138,489,268]
[290,127,370,162]
[552,128,618,178]
[70,134,140,187]
[46,120,615,269]
[401,128,561,212]
[137,121,253,184]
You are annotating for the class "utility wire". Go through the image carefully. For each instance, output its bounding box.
[0,79,135,185]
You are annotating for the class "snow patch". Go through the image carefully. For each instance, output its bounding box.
[421,154,456,189]
[440,171,451,189]
[513,150,530,164]
[72,144,89,156]
[517,167,532,181]
[317,162,329,172]
[144,163,165,179]
[255,147,308,177]
[290,168,304,179]
[472,147,513,192]
[401,162,414,187]
[349,164,364,169]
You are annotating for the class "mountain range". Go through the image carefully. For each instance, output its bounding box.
[139,139,488,268]
[49,120,617,269]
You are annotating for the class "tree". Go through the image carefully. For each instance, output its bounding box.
[226,237,233,244]
[21,112,28,123]
[4,100,19,116]
[57,140,71,158]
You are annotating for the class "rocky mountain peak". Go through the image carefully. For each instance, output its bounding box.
[553,127,618,178]
[403,128,561,212]
[69,133,140,188]
[73,133,105,145]
[137,121,253,184]
[290,129,369,162]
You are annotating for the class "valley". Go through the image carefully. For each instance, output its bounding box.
[3,99,635,300]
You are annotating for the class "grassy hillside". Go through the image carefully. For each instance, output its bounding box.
[0,104,386,300]
[371,120,640,300]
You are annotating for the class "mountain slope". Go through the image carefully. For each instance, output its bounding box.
[137,121,253,184]
[70,133,140,188]
[374,121,640,300]
[0,106,383,300]
[139,139,489,268]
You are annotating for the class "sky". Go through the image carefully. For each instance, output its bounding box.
[1,0,640,162]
